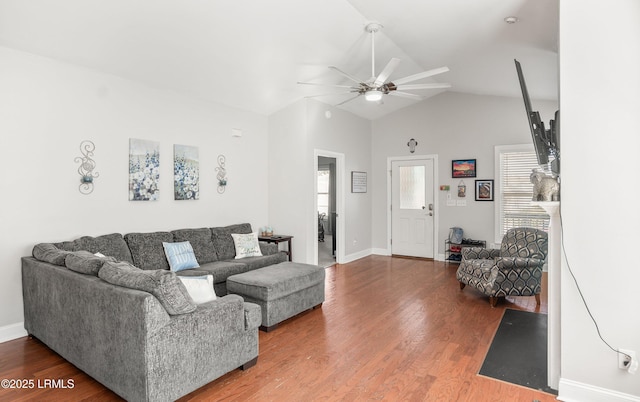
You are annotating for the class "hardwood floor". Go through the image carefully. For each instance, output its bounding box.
[0,256,556,401]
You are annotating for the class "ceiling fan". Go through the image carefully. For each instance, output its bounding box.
[298,22,451,106]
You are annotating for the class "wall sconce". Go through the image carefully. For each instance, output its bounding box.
[216,154,227,193]
[407,138,418,153]
[75,140,99,195]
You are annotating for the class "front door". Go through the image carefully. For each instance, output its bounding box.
[391,159,435,258]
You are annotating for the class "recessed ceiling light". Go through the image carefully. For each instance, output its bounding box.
[504,16,519,24]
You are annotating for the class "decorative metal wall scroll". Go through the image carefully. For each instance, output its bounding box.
[75,140,99,194]
[216,154,227,193]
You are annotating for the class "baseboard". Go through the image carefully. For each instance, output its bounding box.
[558,378,640,402]
[371,249,446,260]
[343,249,373,264]
[371,248,390,256]
[0,322,28,344]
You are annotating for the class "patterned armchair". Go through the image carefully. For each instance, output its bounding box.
[456,227,548,307]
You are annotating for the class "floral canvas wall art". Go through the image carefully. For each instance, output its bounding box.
[174,144,199,200]
[129,138,160,201]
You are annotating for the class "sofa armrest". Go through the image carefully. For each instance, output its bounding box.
[191,295,258,331]
[461,247,500,260]
[495,257,545,270]
[243,302,262,330]
[210,294,261,330]
[259,242,278,255]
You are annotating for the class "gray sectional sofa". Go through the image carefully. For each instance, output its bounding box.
[21,223,288,402]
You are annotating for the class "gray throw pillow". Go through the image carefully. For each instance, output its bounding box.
[65,250,116,276]
[74,233,134,264]
[99,261,196,315]
[171,228,218,263]
[124,232,173,270]
[32,243,71,266]
[211,223,252,260]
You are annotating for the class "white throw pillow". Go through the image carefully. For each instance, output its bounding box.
[178,275,217,304]
[231,232,263,259]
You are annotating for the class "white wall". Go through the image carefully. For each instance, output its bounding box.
[268,99,372,264]
[371,91,558,256]
[558,0,640,400]
[267,101,310,262]
[0,47,271,336]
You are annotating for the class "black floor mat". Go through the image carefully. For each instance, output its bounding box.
[479,309,557,394]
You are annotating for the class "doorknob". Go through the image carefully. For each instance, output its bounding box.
[422,206,426,210]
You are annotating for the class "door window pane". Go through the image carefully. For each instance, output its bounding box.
[317,170,329,215]
[399,166,425,209]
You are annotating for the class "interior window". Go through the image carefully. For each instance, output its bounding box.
[495,144,549,243]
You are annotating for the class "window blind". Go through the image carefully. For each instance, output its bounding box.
[498,149,549,237]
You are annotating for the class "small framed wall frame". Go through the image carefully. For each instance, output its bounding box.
[475,179,494,201]
[452,159,476,178]
[351,171,367,193]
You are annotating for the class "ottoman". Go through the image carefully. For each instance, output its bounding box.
[226,262,325,332]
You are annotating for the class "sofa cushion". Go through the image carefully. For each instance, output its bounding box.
[32,243,71,266]
[194,260,249,284]
[231,232,263,259]
[162,241,200,272]
[211,223,252,260]
[99,260,196,315]
[52,240,76,252]
[178,275,217,304]
[171,228,218,263]
[228,252,288,272]
[74,233,134,263]
[65,250,116,276]
[124,232,173,270]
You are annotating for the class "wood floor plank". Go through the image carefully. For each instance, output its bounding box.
[0,256,556,401]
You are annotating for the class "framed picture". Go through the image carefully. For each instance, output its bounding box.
[173,144,199,200]
[351,171,367,193]
[475,179,494,201]
[129,138,160,201]
[452,159,476,178]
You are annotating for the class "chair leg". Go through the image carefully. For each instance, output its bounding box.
[459,282,466,290]
[535,293,541,306]
[489,296,498,307]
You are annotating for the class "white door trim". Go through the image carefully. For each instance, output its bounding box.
[313,149,345,265]
[387,154,439,257]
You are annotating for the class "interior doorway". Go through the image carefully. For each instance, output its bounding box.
[387,155,439,258]
[317,156,336,267]
[314,150,344,267]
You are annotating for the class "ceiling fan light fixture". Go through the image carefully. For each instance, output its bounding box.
[365,90,383,102]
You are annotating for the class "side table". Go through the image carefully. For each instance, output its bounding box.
[258,235,293,261]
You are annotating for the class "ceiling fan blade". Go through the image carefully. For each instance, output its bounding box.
[388,91,425,101]
[335,94,362,106]
[392,66,450,86]
[395,83,452,90]
[304,91,357,99]
[329,66,364,85]
[373,58,401,87]
[298,81,356,89]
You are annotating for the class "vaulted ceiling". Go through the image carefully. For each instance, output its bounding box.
[0,0,558,120]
